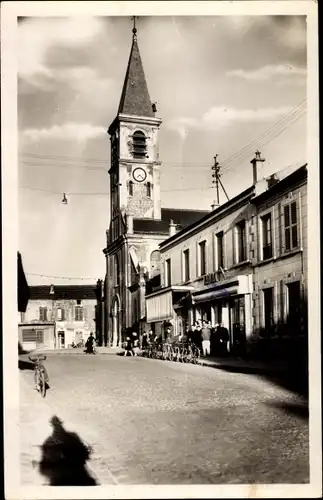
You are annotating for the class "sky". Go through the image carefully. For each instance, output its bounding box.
[18,15,307,285]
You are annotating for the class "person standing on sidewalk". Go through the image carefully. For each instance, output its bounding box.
[201,320,211,356]
[218,323,230,357]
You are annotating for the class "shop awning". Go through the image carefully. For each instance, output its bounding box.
[192,275,251,304]
[146,285,194,323]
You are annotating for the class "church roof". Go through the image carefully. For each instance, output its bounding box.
[118,33,154,117]
[133,208,210,235]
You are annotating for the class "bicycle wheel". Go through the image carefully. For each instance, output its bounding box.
[34,369,39,391]
[39,371,46,398]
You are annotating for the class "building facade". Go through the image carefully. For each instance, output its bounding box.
[102,27,208,347]
[146,160,308,359]
[19,284,99,351]
[250,165,308,359]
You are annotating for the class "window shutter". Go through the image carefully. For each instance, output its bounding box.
[284,205,290,227]
[285,228,291,251]
[291,226,298,248]
[291,201,297,224]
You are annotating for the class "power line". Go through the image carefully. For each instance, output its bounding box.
[19,101,306,173]
[221,106,306,175]
[220,100,306,168]
[20,161,109,172]
[20,159,212,171]
[19,99,306,196]
[20,185,214,195]
[19,152,212,167]
[26,272,101,281]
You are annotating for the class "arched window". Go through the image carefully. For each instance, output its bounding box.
[146,182,152,197]
[150,250,161,278]
[128,180,134,197]
[133,131,146,159]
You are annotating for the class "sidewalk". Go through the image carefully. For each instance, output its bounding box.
[22,346,123,356]
[196,355,287,376]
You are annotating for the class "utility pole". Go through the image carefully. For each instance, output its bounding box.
[211,155,230,207]
[211,155,221,206]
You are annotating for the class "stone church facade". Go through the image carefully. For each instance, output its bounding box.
[102,27,208,347]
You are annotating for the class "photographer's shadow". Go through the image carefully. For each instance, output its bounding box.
[38,416,98,486]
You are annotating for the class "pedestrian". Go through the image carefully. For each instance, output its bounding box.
[85,333,95,354]
[148,329,155,345]
[132,332,140,356]
[192,322,202,349]
[210,323,218,356]
[141,331,149,350]
[124,336,134,356]
[218,323,230,357]
[201,320,211,356]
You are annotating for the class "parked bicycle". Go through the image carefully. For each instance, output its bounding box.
[28,355,49,398]
[72,339,84,348]
[162,343,173,361]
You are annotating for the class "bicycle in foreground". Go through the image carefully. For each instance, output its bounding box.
[28,355,49,398]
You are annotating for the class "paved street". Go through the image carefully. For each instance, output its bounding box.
[19,353,309,485]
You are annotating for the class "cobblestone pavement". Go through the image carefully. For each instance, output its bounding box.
[19,354,309,485]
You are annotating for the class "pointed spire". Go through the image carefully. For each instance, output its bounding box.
[118,19,154,118]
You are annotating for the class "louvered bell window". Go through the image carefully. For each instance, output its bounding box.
[133,131,147,159]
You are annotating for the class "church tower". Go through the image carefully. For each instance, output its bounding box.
[102,20,209,348]
[108,23,162,243]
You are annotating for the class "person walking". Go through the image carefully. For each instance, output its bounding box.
[201,320,211,356]
[85,333,95,354]
[132,332,140,356]
[124,336,134,356]
[141,331,149,350]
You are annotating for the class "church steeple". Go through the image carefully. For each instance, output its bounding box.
[108,18,162,231]
[118,19,154,118]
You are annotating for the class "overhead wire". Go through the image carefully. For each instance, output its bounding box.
[220,100,306,169]
[26,272,101,280]
[19,99,306,195]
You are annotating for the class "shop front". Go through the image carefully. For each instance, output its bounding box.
[192,274,252,353]
[146,285,194,340]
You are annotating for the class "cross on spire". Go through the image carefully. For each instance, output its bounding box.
[132,16,138,39]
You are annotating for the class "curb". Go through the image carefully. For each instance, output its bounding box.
[196,359,287,376]
[137,352,287,378]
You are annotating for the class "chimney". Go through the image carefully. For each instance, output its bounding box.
[127,214,133,234]
[251,150,265,185]
[169,219,177,237]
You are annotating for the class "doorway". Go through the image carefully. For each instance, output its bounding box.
[112,296,120,347]
[57,331,65,349]
[36,329,44,349]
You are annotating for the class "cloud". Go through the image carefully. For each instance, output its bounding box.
[18,17,102,80]
[227,64,306,82]
[22,122,106,142]
[168,105,292,137]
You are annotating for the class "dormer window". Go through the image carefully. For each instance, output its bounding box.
[132,131,146,159]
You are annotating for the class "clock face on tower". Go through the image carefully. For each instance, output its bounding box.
[133,167,147,183]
